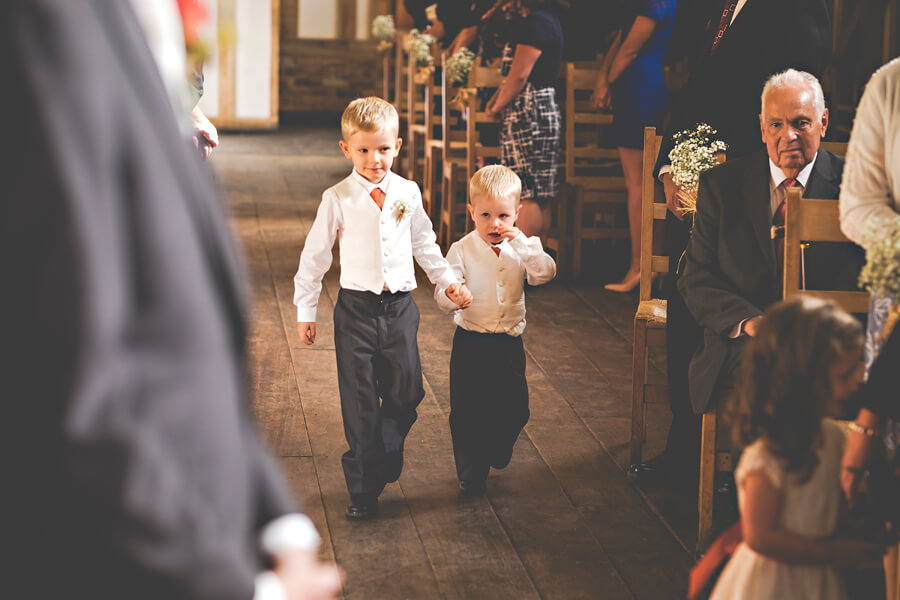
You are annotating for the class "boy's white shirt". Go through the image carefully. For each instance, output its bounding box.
[434,231,556,336]
[294,169,458,321]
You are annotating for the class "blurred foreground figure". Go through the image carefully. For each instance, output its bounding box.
[1,2,341,599]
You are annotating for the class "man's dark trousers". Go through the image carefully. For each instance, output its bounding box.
[334,288,424,501]
[449,328,530,483]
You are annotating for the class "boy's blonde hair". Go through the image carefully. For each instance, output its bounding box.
[468,165,522,205]
[341,97,399,140]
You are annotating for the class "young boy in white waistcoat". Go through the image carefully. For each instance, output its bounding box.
[434,166,556,495]
[294,97,472,520]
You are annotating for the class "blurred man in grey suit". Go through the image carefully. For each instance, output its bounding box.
[2,1,341,598]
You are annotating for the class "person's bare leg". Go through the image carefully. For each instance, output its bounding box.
[605,147,642,293]
[516,198,543,237]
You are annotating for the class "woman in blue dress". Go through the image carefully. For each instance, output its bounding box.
[591,0,675,292]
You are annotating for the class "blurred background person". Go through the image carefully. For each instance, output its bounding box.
[591,0,676,293]
[2,2,342,598]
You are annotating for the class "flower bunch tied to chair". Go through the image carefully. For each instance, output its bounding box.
[668,123,728,215]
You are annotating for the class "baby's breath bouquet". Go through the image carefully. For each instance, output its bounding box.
[371,15,395,52]
[405,29,435,68]
[668,123,727,214]
[859,218,900,340]
[445,48,475,86]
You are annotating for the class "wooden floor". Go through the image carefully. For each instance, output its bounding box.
[213,125,694,600]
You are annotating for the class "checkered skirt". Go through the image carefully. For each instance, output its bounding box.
[499,45,561,205]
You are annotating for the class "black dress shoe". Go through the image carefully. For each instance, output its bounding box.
[346,498,378,521]
[384,452,403,483]
[459,479,486,496]
[629,453,697,489]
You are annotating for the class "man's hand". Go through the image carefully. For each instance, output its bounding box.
[273,549,343,600]
[662,172,688,221]
[497,223,520,242]
[742,316,764,337]
[297,322,316,345]
[446,283,473,309]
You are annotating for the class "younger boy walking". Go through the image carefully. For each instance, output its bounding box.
[294,97,471,520]
[435,166,556,495]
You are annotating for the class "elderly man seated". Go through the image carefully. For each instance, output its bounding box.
[678,69,864,416]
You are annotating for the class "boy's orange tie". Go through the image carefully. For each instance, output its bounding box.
[491,246,501,257]
[370,188,385,210]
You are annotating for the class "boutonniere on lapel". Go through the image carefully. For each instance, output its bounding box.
[393,197,415,223]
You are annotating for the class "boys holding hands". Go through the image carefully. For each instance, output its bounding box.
[435,165,556,495]
[294,97,471,520]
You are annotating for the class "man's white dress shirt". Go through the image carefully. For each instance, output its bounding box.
[435,231,556,336]
[294,170,458,321]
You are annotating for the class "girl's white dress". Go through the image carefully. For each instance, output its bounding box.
[710,419,847,600]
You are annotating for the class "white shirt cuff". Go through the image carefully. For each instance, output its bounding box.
[254,571,287,600]
[657,164,672,181]
[729,319,748,338]
[297,307,317,323]
[260,513,321,556]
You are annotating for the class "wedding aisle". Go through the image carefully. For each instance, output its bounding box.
[213,124,692,600]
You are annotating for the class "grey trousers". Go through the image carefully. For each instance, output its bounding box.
[333,288,424,500]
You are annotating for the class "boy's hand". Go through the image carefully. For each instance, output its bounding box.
[497,224,520,242]
[297,322,316,345]
[446,283,473,309]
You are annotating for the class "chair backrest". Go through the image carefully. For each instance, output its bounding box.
[423,53,446,145]
[465,64,504,184]
[638,127,668,302]
[440,66,468,160]
[393,31,409,116]
[782,187,870,313]
[564,63,621,190]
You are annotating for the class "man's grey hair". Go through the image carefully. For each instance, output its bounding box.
[760,69,826,117]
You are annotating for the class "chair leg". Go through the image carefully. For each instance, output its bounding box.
[572,185,584,281]
[631,319,648,466]
[697,409,717,552]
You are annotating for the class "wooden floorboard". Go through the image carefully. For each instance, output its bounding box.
[213,126,692,599]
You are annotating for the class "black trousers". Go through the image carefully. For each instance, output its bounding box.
[663,213,702,466]
[449,328,529,483]
[333,289,424,499]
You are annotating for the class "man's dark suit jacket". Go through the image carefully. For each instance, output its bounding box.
[677,149,863,414]
[3,2,298,598]
[657,0,832,170]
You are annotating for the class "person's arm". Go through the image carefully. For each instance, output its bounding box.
[448,25,478,54]
[590,31,622,110]
[408,185,460,291]
[485,44,542,117]
[676,172,763,335]
[434,244,470,312]
[839,67,899,244]
[505,230,556,285]
[741,472,880,566]
[608,16,657,85]
[841,408,884,507]
[293,190,342,343]
[191,105,218,160]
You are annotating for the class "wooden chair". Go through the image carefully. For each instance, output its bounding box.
[437,68,472,251]
[393,33,410,178]
[564,63,628,280]
[381,44,393,104]
[464,65,504,196]
[421,73,444,224]
[630,128,670,468]
[405,51,437,187]
[782,187,869,312]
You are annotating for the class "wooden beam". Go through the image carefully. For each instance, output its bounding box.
[280,0,297,39]
[338,0,356,40]
[218,0,236,119]
[271,0,280,125]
